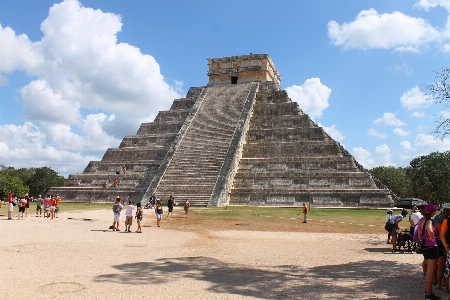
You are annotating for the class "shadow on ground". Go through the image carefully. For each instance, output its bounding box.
[94,256,421,299]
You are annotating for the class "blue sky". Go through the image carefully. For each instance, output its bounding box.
[1,0,450,177]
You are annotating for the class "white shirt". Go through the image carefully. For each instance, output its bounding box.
[125,204,134,217]
[410,212,423,231]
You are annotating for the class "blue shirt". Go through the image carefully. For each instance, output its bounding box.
[390,214,404,225]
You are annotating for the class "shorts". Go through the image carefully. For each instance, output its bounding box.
[390,226,398,237]
[55,206,59,212]
[36,205,42,211]
[125,216,133,225]
[44,206,50,211]
[168,207,173,212]
[423,246,439,260]
[114,214,121,222]
[8,203,13,212]
[157,213,162,220]
[19,206,25,213]
[137,215,143,221]
[50,206,55,211]
[26,202,29,208]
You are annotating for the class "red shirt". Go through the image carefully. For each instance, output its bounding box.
[8,193,14,203]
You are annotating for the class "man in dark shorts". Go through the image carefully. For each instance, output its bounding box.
[36,195,43,217]
[167,196,174,219]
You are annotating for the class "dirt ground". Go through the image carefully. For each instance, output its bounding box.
[0,207,440,299]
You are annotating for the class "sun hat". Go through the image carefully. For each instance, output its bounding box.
[424,204,438,213]
[412,206,418,212]
[386,209,393,213]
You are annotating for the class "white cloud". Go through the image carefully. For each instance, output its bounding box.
[385,62,414,76]
[0,0,184,175]
[414,0,450,11]
[411,111,426,118]
[327,8,445,52]
[400,86,430,110]
[367,128,388,139]
[393,128,410,137]
[441,110,450,118]
[352,133,450,168]
[352,147,374,169]
[374,112,406,127]
[286,78,331,118]
[319,123,345,142]
[0,122,99,176]
[374,144,393,166]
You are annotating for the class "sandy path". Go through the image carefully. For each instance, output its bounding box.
[0,208,434,299]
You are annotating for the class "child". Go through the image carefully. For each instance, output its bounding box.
[155,200,163,227]
[184,199,190,218]
[386,209,392,244]
[135,203,143,233]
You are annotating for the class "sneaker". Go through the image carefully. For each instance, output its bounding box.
[116,229,120,231]
[425,294,441,300]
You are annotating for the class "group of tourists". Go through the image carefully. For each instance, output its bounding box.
[6,193,61,220]
[112,195,190,232]
[387,204,450,300]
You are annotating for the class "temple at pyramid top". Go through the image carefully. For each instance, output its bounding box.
[50,53,394,207]
[207,54,281,88]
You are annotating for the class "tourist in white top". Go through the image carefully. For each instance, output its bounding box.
[410,206,423,234]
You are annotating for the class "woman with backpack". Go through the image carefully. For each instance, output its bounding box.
[418,204,440,300]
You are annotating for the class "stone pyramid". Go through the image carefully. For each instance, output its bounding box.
[50,54,394,207]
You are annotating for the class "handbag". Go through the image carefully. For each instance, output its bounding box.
[416,218,429,254]
[385,221,393,232]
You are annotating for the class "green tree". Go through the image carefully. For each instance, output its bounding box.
[26,167,66,197]
[406,151,450,205]
[425,67,450,139]
[0,165,34,185]
[0,174,30,200]
[369,166,410,198]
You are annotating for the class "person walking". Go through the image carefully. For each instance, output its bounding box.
[112,196,123,231]
[7,192,14,220]
[417,204,440,300]
[302,203,308,223]
[167,196,174,219]
[155,200,163,227]
[125,200,134,232]
[36,195,43,217]
[184,199,190,218]
[135,202,143,233]
[18,196,26,220]
[54,195,61,218]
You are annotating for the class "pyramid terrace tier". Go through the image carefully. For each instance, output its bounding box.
[229,189,393,207]
[246,127,329,142]
[235,157,359,172]
[252,102,301,117]
[249,115,315,129]
[232,172,377,189]
[82,161,163,173]
[49,186,140,203]
[119,133,177,148]
[242,141,342,157]
[136,121,187,135]
[255,90,292,104]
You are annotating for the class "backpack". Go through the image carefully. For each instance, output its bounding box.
[112,203,121,213]
[12,199,17,206]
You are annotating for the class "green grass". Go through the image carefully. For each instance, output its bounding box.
[0,202,402,233]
